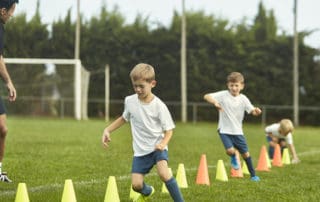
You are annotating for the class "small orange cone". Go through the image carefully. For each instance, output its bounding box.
[230,150,243,178]
[256,145,270,171]
[272,144,283,167]
[196,154,210,185]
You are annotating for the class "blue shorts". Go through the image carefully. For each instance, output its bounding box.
[0,97,6,115]
[131,150,168,174]
[266,136,286,145]
[219,132,248,154]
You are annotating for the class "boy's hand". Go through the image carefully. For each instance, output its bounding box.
[155,143,166,151]
[252,107,262,116]
[292,157,300,164]
[102,129,111,148]
[214,103,223,111]
[7,82,17,102]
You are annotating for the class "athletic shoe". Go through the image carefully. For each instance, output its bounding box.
[133,186,155,202]
[251,176,260,182]
[230,156,240,170]
[291,158,301,164]
[0,172,12,183]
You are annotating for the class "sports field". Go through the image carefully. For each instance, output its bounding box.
[0,117,319,201]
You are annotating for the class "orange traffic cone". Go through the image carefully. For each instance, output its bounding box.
[272,144,283,167]
[230,150,243,178]
[196,154,210,185]
[256,145,270,171]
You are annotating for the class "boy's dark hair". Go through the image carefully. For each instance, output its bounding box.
[0,0,18,9]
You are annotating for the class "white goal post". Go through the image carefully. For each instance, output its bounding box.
[4,58,82,120]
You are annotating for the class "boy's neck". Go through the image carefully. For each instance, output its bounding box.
[139,93,154,104]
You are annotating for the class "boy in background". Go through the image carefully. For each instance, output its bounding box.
[204,72,262,181]
[102,63,184,202]
[265,119,300,164]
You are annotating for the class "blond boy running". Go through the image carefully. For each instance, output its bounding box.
[102,63,184,202]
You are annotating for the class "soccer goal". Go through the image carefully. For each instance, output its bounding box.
[4,58,84,120]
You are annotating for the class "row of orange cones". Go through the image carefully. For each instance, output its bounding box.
[196,144,291,185]
[14,144,290,201]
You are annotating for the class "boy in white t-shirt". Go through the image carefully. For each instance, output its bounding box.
[102,63,184,202]
[204,72,262,181]
[265,119,300,164]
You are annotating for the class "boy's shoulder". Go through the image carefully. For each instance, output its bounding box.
[124,94,138,103]
[265,123,280,130]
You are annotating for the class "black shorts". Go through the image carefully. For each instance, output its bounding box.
[0,96,6,114]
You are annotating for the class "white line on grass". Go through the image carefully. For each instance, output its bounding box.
[1,150,319,196]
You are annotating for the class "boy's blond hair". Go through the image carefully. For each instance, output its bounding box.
[279,119,294,135]
[130,63,155,82]
[227,72,244,83]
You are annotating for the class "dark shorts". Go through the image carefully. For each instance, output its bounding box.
[219,132,248,154]
[0,97,6,115]
[266,136,286,145]
[131,150,168,174]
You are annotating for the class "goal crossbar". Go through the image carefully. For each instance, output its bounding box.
[4,58,82,120]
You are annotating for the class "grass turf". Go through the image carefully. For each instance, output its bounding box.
[0,117,319,201]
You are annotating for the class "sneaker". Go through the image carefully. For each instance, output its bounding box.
[251,176,260,182]
[231,156,239,170]
[133,186,155,202]
[0,172,12,183]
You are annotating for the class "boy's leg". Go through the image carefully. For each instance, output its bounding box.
[0,114,8,172]
[243,153,260,181]
[0,114,11,183]
[131,173,153,195]
[267,136,274,159]
[131,153,154,197]
[156,160,184,202]
[219,133,239,169]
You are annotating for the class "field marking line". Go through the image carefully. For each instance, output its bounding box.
[1,150,319,197]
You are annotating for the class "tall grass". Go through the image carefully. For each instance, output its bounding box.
[0,117,319,201]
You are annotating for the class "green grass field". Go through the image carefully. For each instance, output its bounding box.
[0,117,319,202]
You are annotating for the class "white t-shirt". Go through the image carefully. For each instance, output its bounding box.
[208,90,254,135]
[265,123,293,145]
[122,94,175,156]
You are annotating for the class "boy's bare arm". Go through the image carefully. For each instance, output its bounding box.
[102,116,126,148]
[288,143,300,163]
[203,94,222,111]
[0,56,17,102]
[155,130,173,151]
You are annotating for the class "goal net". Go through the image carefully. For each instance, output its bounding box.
[3,58,87,120]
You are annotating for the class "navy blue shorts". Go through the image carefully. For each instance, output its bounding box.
[219,132,248,154]
[266,136,286,144]
[131,150,168,174]
[0,97,6,115]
